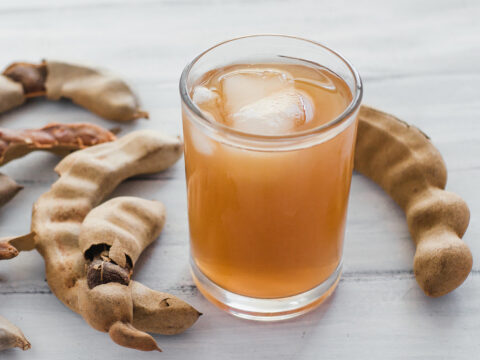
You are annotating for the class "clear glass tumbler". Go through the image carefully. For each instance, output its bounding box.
[180,35,362,320]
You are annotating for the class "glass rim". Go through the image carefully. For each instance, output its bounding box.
[179,34,363,142]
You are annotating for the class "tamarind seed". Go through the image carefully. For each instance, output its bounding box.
[3,63,47,95]
[87,259,131,289]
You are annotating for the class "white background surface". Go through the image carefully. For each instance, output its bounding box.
[0,0,478,358]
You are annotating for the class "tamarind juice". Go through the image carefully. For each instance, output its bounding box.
[181,36,362,320]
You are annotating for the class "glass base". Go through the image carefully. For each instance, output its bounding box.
[190,258,342,321]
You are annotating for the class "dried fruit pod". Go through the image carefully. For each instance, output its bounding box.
[27,130,197,351]
[0,173,22,209]
[0,123,116,166]
[81,197,166,271]
[0,315,31,351]
[45,61,148,122]
[0,75,24,113]
[2,60,148,122]
[354,106,472,297]
[78,198,200,339]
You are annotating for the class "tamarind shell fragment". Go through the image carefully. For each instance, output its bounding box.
[0,233,36,260]
[0,241,19,260]
[0,315,30,351]
[354,105,472,297]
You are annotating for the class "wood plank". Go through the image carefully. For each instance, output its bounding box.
[0,274,479,359]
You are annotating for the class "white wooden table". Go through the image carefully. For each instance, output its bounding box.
[0,0,478,358]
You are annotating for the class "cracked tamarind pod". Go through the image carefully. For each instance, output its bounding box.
[3,60,148,122]
[80,197,166,289]
[354,105,472,297]
[0,123,116,166]
[82,198,202,335]
[26,130,198,351]
[0,315,31,351]
[77,197,200,351]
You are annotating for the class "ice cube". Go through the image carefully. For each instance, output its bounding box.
[192,86,223,123]
[221,68,294,113]
[192,86,219,108]
[229,89,314,135]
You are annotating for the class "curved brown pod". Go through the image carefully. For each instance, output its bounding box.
[2,60,148,122]
[45,61,148,122]
[0,123,116,166]
[0,123,116,210]
[354,106,472,297]
[27,130,199,351]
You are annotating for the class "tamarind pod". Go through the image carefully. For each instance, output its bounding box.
[354,106,472,297]
[78,197,199,349]
[2,60,147,122]
[0,315,31,351]
[0,173,22,208]
[45,60,148,122]
[0,75,25,113]
[131,281,202,335]
[81,197,166,269]
[31,131,184,350]
[78,197,200,336]
[0,123,116,166]
[3,61,47,97]
[0,233,35,260]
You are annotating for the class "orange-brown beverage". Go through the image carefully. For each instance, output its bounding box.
[180,35,362,320]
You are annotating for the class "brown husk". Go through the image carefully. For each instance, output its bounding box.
[354,105,472,297]
[0,123,116,166]
[45,60,148,122]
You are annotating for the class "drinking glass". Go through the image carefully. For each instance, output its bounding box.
[180,35,362,320]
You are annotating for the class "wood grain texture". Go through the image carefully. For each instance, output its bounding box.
[0,0,478,358]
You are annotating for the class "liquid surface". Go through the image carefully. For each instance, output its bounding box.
[192,63,352,135]
[184,62,356,298]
